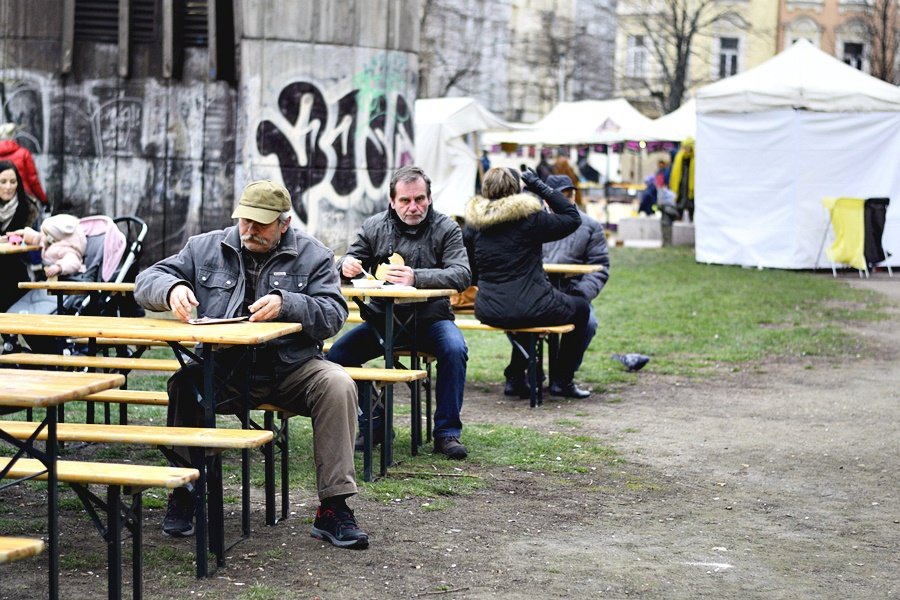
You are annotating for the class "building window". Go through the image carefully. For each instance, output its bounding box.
[626,35,647,78]
[718,37,739,79]
[74,0,119,43]
[843,42,864,69]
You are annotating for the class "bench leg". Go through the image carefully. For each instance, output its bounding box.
[69,483,144,600]
[280,414,289,522]
[425,359,433,443]
[263,411,276,526]
[359,382,373,483]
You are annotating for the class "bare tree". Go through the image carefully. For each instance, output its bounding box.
[622,0,747,114]
[866,0,900,84]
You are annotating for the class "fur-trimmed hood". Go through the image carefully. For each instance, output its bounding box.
[465,193,543,230]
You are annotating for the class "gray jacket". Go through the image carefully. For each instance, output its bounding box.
[134,225,348,370]
[337,207,471,323]
[542,210,610,300]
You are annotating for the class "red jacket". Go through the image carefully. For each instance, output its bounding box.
[0,140,47,204]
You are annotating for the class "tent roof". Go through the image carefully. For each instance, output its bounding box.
[415,97,517,140]
[483,98,656,145]
[650,98,696,141]
[696,39,900,114]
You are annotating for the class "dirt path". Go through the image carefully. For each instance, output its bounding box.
[2,276,899,599]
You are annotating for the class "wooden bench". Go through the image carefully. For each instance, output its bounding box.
[1,457,198,600]
[65,367,429,517]
[0,352,181,372]
[0,421,273,581]
[0,536,44,564]
[345,312,574,407]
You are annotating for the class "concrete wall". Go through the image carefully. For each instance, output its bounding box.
[240,0,418,253]
[0,0,420,265]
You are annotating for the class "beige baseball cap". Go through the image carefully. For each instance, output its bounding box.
[231,180,291,224]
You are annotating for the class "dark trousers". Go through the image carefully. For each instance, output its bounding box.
[504,296,593,384]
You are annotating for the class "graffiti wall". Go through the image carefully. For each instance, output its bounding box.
[0,53,236,266]
[242,42,417,253]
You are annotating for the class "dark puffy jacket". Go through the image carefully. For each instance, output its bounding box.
[337,207,471,324]
[134,225,347,373]
[465,184,581,328]
[542,211,610,300]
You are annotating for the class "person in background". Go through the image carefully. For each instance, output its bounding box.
[669,138,694,222]
[553,156,583,208]
[638,174,657,216]
[328,165,472,460]
[134,180,368,549]
[0,123,47,206]
[536,152,554,181]
[14,213,86,278]
[0,160,40,312]
[501,174,609,399]
[466,167,593,399]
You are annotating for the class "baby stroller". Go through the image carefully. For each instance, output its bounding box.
[4,215,148,353]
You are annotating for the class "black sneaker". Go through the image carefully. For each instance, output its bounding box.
[434,436,468,459]
[548,380,591,399]
[162,487,195,537]
[310,506,369,549]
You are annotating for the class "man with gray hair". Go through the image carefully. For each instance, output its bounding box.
[328,165,472,459]
[134,179,368,549]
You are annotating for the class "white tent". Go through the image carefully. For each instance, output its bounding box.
[695,39,900,269]
[651,98,696,142]
[482,98,657,145]
[415,98,517,217]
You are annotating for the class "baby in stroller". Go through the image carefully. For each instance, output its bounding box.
[13,213,87,279]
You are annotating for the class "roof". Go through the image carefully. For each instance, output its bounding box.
[696,39,900,114]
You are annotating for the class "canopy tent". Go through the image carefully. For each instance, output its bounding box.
[695,39,900,269]
[482,98,658,146]
[651,98,696,142]
[415,97,518,217]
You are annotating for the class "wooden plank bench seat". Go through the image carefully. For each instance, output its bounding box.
[1,457,198,600]
[0,352,181,372]
[0,536,44,564]
[0,420,273,449]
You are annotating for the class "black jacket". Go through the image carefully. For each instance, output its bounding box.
[337,206,471,324]
[542,210,610,300]
[465,185,581,328]
[0,195,40,312]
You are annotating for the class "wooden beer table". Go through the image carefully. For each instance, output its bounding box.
[0,313,301,577]
[341,286,455,469]
[0,369,125,598]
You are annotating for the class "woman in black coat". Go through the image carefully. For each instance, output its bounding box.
[465,167,593,398]
[0,160,40,312]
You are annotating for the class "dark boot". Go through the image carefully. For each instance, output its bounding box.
[503,375,529,399]
[548,380,591,399]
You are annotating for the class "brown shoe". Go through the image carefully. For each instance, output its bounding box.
[434,436,468,460]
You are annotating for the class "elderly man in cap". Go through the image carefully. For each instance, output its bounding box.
[134,180,368,549]
[503,174,609,400]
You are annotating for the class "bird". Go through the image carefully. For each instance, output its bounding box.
[612,353,650,372]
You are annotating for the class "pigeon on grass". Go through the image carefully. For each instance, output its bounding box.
[612,353,650,372]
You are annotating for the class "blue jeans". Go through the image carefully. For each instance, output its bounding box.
[326,319,468,439]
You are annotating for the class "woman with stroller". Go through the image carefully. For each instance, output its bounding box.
[0,160,40,312]
[465,167,594,398]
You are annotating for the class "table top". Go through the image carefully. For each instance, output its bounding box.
[0,369,125,408]
[0,536,45,564]
[341,286,456,300]
[544,263,604,275]
[0,242,40,255]
[0,313,302,345]
[19,281,136,293]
